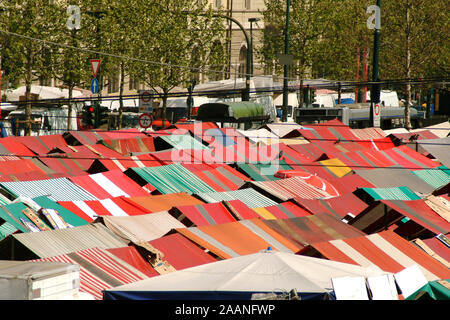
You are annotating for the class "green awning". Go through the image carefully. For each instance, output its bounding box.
[159,134,208,150]
[238,159,293,181]
[32,196,89,227]
[0,203,35,233]
[196,102,269,122]
[361,186,421,201]
[411,166,450,189]
[129,163,216,194]
[406,279,450,300]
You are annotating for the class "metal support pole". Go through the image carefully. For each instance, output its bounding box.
[282,0,290,122]
[370,0,381,126]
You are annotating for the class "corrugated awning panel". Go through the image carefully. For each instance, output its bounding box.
[100,136,155,155]
[381,200,450,235]
[148,233,217,270]
[130,163,215,194]
[31,246,151,300]
[97,154,160,172]
[196,188,278,208]
[175,219,300,259]
[15,135,69,155]
[173,202,237,227]
[0,177,98,202]
[249,176,331,201]
[124,193,204,213]
[69,170,151,199]
[362,186,422,201]
[58,196,150,222]
[253,202,311,220]
[411,167,450,189]
[381,145,442,170]
[258,213,365,249]
[192,166,249,192]
[13,223,128,258]
[307,231,450,281]
[32,195,90,227]
[222,200,261,220]
[0,137,36,157]
[100,211,186,243]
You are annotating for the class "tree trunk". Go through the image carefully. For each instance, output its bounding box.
[67,86,73,131]
[162,90,168,129]
[405,0,412,130]
[25,49,33,136]
[118,62,125,130]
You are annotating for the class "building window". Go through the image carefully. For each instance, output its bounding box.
[108,74,119,93]
[215,0,222,8]
[129,76,139,91]
[39,77,51,87]
[245,0,251,10]
[238,46,247,77]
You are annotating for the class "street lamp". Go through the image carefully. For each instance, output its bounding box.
[248,17,260,77]
[282,0,291,122]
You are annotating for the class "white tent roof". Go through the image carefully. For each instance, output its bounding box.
[5,85,84,101]
[105,250,385,295]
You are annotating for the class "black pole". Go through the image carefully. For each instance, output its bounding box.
[370,0,381,126]
[282,0,290,122]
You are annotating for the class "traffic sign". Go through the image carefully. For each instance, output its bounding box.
[139,90,153,113]
[90,78,99,94]
[138,113,152,129]
[374,104,380,116]
[90,59,101,78]
[373,103,381,127]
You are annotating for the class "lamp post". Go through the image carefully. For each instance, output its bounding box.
[248,17,260,77]
[370,0,381,127]
[282,0,291,122]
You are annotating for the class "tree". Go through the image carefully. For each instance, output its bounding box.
[130,0,227,128]
[259,0,338,80]
[101,0,142,129]
[51,1,99,131]
[0,0,60,135]
[380,0,449,129]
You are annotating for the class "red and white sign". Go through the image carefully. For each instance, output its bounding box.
[90,59,101,78]
[373,103,381,128]
[374,104,380,116]
[139,90,153,112]
[138,113,152,129]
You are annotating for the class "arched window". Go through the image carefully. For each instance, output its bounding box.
[208,41,225,81]
[238,45,247,78]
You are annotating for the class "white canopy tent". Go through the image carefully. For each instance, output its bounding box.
[103,250,386,300]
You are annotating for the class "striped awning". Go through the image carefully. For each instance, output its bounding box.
[0,177,98,202]
[171,202,237,227]
[196,188,278,208]
[411,167,450,189]
[175,218,302,259]
[31,247,151,300]
[359,186,422,201]
[12,223,128,258]
[252,202,311,220]
[301,231,450,282]
[58,196,150,222]
[69,170,151,199]
[249,176,332,201]
[129,163,215,195]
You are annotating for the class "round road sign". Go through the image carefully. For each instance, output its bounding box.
[374,104,380,116]
[141,91,152,103]
[138,113,152,128]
